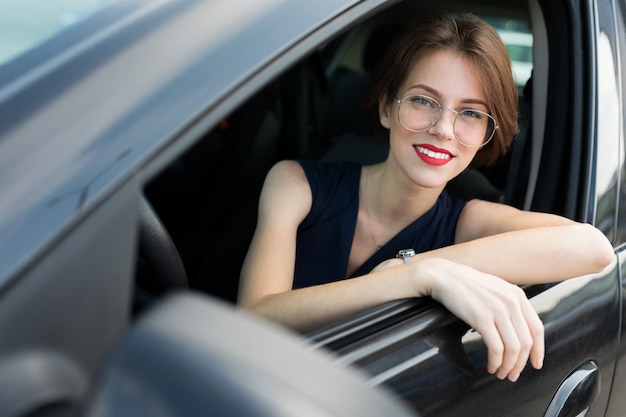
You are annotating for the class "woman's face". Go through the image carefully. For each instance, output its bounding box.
[380,49,489,189]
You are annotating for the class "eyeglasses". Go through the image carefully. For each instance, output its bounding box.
[395,94,498,148]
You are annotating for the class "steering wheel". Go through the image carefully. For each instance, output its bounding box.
[137,195,188,301]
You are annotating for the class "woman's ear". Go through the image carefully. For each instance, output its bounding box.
[379,96,392,129]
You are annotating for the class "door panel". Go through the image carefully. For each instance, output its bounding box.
[0,178,139,416]
[604,249,626,416]
[311,263,621,417]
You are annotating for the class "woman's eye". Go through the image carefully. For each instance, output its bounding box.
[459,109,483,119]
[410,96,436,107]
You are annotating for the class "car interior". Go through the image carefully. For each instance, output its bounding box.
[138,0,580,317]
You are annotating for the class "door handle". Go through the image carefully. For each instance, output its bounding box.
[544,361,600,417]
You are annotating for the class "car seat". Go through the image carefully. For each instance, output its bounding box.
[324,24,399,141]
[192,53,330,302]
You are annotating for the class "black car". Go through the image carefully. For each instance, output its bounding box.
[0,0,624,416]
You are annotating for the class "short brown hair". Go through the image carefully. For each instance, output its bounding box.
[365,14,518,167]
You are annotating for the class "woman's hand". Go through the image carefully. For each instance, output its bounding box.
[426,258,544,382]
[373,257,544,382]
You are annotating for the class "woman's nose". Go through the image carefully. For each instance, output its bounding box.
[428,109,456,140]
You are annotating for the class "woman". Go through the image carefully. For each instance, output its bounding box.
[237,14,614,383]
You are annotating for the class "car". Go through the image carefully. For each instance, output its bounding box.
[0,0,624,416]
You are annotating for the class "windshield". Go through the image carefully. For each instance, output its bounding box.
[0,0,118,65]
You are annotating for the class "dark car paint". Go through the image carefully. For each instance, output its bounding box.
[0,0,389,414]
[0,0,625,416]
[0,0,367,290]
[311,268,621,416]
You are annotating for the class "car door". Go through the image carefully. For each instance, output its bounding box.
[308,0,624,416]
[602,0,626,415]
[310,273,620,416]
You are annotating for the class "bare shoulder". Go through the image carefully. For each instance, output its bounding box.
[267,159,306,180]
[456,199,575,243]
[258,160,312,222]
[263,160,310,193]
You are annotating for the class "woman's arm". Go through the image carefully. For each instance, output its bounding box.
[238,160,418,330]
[238,162,547,382]
[441,199,615,284]
[238,160,311,309]
[243,244,542,383]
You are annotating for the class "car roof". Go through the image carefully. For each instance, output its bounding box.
[0,0,360,290]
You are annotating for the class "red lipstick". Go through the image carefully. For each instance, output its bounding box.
[414,144,453,166]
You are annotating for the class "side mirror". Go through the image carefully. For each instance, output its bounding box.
[81,292,419,417]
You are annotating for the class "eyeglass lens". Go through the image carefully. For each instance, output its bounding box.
[397,95,496,147]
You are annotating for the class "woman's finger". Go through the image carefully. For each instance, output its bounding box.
[477,322,505,375]
[504,312,533,381]
[521,297,545,370]
[493,313,522,380]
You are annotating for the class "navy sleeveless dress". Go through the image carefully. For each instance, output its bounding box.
[293,160,466,289]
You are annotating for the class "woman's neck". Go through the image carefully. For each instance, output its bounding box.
[365,162,445,225]
[349,161,447,274]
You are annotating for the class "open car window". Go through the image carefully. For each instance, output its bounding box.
[142,2,545,307]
